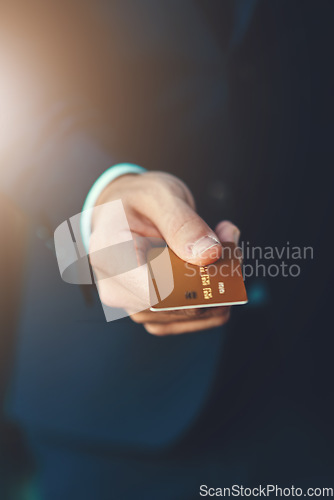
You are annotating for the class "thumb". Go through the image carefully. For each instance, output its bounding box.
[140,194,222,265]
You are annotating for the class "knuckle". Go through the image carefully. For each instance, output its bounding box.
[144,323,168,336]
[143,172,191,202]
[130,312,149,324]
[142,172,170,191]
[97,287,111,307]
[97,285,122,309]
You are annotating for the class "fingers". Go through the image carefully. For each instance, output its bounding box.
[131,306,229,324]
[143,308,231,335]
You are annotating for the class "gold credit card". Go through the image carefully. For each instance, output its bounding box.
[148,243,247,312]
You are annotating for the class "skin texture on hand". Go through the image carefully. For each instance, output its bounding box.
[89,171,240,335]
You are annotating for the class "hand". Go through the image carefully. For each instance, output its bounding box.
[89,171,240,335]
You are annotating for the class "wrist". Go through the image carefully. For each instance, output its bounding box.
[95,173,140,206]
[80,163,147,253]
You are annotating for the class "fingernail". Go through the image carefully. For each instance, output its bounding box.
[233,229,240,246]
[190,235,221,257]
